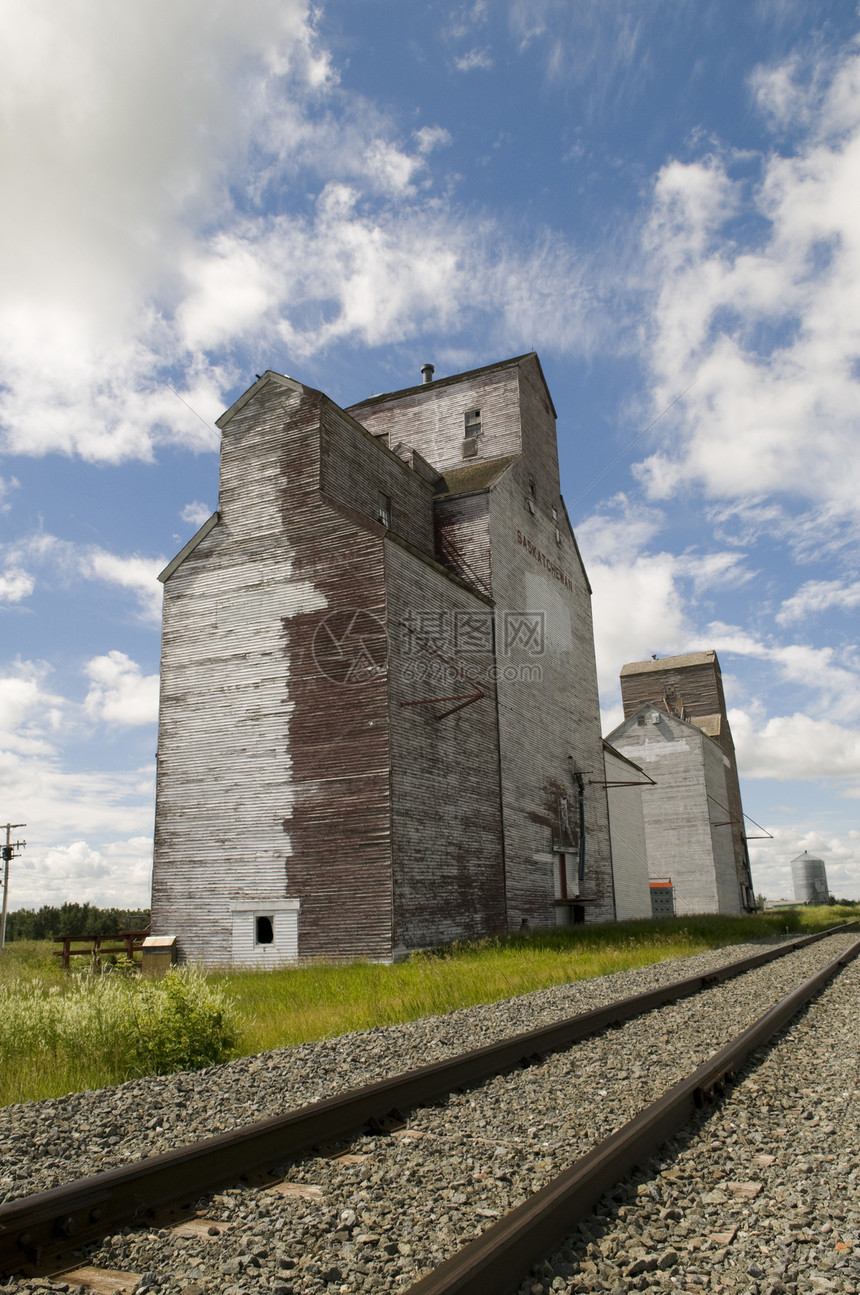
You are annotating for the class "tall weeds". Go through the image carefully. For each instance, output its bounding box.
[0,907,852,1106]
[0,963,238,1106]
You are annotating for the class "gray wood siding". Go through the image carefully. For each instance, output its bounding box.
[604,747,652,920]
[620,654,752,908]
[321,401,435,555]
[386,542,506,952]
[609,708,744,915]
[349,365,524,472]
[486,459,615,929]
[434,492,493,598]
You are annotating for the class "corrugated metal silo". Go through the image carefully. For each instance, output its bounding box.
[790,851,830,904]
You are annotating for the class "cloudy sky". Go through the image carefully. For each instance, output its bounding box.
[2,0,859,912]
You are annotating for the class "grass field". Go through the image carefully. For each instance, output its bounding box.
[0,906,854,1107]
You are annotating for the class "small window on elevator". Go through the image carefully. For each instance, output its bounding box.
[377,493,392,528]
[464,409,481,438]
[256,915,274,945]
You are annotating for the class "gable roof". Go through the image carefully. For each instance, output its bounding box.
[215,371,304,431]
[606,700,721,751]
[158,511,220,583]
[346,352,557,420]
[620,650,718,677]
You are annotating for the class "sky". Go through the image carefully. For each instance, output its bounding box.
[1,0,859,913]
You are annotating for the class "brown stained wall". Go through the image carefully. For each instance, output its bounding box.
[279,393,395,960]
[153,381,396,964]
[385,541,506,952]
[348,363,525,472]
[620,655,728,723]
[486,459,615,928]
[153,381,327,964]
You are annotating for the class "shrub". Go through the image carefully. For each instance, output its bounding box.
[127,969,238,1074]
[0,966,238,1105]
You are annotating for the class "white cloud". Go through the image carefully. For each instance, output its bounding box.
[579,496,755,696]
[747,825,860,902]
[777,578,860,625]
[0,476,20,512]
[181,501,214,528]
[4,533,164,621]
[445,2,489,42]
[731,708,860,787]
[0,657,154,908]
[178,190,598,362]
[0,0,327,463]
[413,126,453,155]
[0,0,621,464]
[455,48,494,71]
[637,43,860,530]
[14,837,152,910]
[84,652,160,727]
[0,569,34,603]
[0,662,66,755]
[83,550,164,622]
[587,551,692,696]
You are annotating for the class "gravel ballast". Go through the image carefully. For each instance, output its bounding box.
[1,930,857,1295]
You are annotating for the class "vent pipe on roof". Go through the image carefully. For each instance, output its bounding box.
[421,363,435,384]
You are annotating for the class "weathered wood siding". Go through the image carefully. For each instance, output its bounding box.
[434,491,493,598]
[604,747,652,920]
[608,707,744,915]
[320,401,435,556]
[487,458,615,927]
[702,738,744,915]
[353,353,615,930]
[153,382,396,964]
[385,539,506,952]
[153,353,619,964]
[348,362,525,471]
[620,653,753,909]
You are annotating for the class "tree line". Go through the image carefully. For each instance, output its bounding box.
[4,903,151,942]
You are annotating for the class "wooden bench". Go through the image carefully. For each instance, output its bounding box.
[53,929,150,970]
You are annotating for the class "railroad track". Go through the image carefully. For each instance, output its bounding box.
[1,923,857,1294]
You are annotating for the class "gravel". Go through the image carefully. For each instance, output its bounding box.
[1,930,857,1295]
[517,945,860,1295]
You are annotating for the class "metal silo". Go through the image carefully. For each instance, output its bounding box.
[791,851,830,905]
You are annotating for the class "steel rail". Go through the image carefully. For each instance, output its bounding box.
[404,933,860,1295]
[0,921,855,1276]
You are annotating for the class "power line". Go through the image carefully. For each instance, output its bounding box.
[568,379,697,511]
[0,824,26,950]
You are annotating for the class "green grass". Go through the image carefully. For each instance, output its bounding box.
[0,947,236,1106]
[0,907,854,1107]
[214,907,857,1055]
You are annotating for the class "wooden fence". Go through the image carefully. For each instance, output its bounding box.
[53,929,150,970]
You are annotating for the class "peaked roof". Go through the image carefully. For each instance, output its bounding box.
[215,371,304,431]
[605,700,721,751]
[346,352,558,419]
[620,650,718,676]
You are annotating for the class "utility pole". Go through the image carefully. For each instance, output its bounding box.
[0,824,26,951]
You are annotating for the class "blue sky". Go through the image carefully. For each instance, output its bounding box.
[2,0,859,911]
